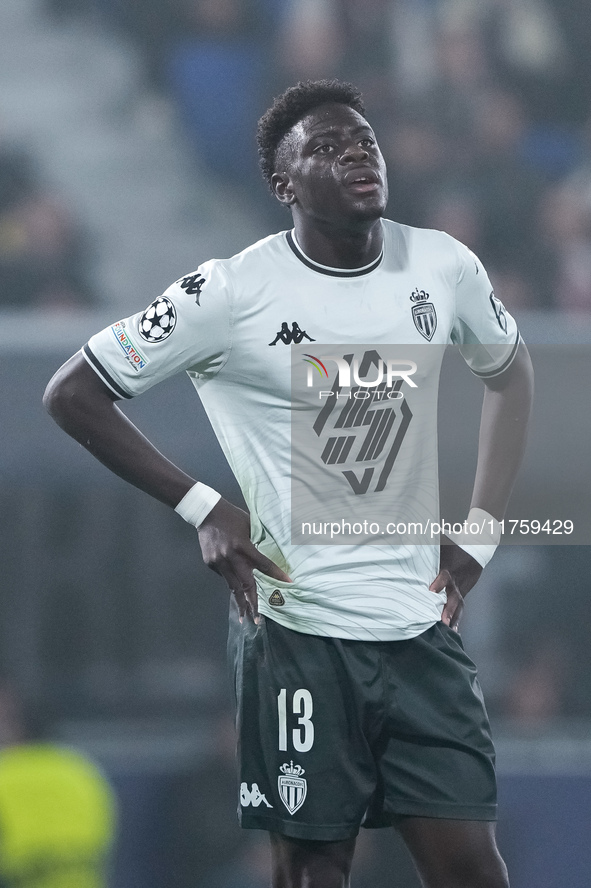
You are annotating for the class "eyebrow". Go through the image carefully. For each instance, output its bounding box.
[306,124,374,142]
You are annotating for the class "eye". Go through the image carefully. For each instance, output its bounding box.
[359,137,375,148]
[313,143,334,154]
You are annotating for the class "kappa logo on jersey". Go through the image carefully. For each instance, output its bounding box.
[178,273,206,305]
[489,291,508,333]
[312,350,413,496]
[111,322,149,371]
[269,589,285,606]
[269,322,315,346]
[139,297,177,342]
[278,762,307,815]
[410,289,437,341]
[240,783,273,808]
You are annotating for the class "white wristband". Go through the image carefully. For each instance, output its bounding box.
[446,508,502,569]
[174,482,221,528]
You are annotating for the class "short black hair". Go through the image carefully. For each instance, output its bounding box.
[257,79,365,188]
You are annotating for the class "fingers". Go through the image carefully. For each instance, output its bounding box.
[429,569,450,593]
[224,545,292,623]
[449,603,464,631]
[442,592,464,630]
[198,516,291,623]
[431,569,464,630]
[222,562,260,624]
[202,547,261,623]
[251,550,292,584]
[230,584,249,623]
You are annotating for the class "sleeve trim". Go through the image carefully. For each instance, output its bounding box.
[471,332,522,379]
[82,344,133,399]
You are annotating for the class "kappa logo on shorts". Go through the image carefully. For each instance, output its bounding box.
[240,783,273,808]
[278,762,307,815]
[269,589,285,606]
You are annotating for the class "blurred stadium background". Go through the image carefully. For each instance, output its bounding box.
[1,0,591,885]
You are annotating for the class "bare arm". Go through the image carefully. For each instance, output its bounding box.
[43,352,197,506]
[43,352,290,619]
[470,343,535,518]
[432,343,535,627]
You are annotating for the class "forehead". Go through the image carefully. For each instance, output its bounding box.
[291,103,373,145]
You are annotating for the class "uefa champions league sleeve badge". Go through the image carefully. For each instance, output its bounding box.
[138,297,177,342]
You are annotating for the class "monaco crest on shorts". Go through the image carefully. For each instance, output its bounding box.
[278,761,307,815]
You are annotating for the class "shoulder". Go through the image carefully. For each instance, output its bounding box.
[381,218,463,275]
[165,231,290,300]
[383,217,458,250]
[213,230,291,280]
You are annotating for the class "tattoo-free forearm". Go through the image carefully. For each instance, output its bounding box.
[44,353,196,508]
[470,345,534,519]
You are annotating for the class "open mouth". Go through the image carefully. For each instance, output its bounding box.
[344,170,380,193]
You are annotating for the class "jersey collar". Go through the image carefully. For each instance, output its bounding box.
[286,229,384,278]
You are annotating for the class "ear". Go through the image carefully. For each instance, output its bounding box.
[272,172,296,207]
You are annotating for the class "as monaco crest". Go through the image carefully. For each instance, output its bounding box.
[278,762,307,815]
[411,289,437,341]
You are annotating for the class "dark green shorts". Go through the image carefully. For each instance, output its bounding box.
[228,604,497,841]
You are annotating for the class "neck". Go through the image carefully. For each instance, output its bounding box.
[292,218,383,269]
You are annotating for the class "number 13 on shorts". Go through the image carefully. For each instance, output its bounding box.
[278,688,314,752]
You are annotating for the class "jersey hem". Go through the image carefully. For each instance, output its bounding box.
[257,609,440,642]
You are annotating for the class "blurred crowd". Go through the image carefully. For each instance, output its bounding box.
[46,0,591,313]
[0,139,95,310]
[0,675,115,888]
[3,7,589,885]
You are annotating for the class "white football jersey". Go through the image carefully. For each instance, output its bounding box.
[83,220,520,641]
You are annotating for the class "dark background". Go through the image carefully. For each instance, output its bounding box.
[2,1,591,885]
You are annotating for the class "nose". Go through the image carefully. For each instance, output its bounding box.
[338,142,369,164]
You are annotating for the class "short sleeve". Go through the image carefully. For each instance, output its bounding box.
[82,260,233,398]
[450,239,521,378]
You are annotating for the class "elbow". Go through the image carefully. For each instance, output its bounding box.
[43,351,103,427]
[43,353,117,439]
[519,347,535,412]
[43,374,59,417]
[43,372,73,424]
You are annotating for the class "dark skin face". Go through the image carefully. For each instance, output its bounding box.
[271,103,389,269]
